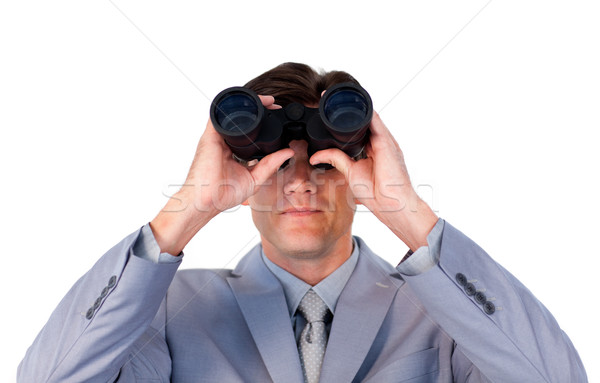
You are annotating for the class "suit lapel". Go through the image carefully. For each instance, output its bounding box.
[319,238,404,383]
[227,246,304,383]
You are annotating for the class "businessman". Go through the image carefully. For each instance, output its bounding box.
[18,62,587,382]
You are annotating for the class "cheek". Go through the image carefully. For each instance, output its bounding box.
[325,176,355,213]
[249,209,270,235]
[341,186,357,212]
[249,180,279,212]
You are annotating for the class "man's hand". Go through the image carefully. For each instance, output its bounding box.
[150,96,294,255]
[309,112,438,251]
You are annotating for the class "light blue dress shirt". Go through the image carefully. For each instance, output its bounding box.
[396,218,445,276]
[261,239,359,341]
[261,239,359,317]
[132,224,183,263]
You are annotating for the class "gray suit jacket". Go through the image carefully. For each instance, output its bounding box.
[18,222,586,382]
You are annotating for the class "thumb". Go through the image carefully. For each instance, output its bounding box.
[310,148,353,178]
[250,148,294,185]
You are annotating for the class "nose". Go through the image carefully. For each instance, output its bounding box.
[282,140,317,195]
[282,157,317,195]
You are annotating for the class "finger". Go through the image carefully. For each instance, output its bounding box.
[369,112,392,140]
[365,141,374,158]
[258,95,282,110]
[258,95,275,105]
[250,148,294,185]
[200,117,228,147]
[369,112,401,151]
[309,148,354,179]
[204,127,232,155]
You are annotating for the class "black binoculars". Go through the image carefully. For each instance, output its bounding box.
[210,82,373,165]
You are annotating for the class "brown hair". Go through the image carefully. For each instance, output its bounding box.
[244,62,359,107]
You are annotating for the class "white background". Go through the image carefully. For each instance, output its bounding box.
[1,0,598,381]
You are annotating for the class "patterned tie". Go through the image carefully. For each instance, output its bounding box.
[297,289,332,383]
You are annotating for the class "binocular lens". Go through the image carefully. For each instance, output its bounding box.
[323,90,369,132]
[214,93,259,133]
[210,82,372,161]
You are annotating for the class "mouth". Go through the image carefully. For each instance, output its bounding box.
[281,207,323,216]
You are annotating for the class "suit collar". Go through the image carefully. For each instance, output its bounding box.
[227,244,304,383]
[319,237,404,382]
[228,237,404,383]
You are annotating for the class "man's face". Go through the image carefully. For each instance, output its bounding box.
[247,140,356,259]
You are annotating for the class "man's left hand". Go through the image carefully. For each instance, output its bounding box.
[309,112,438,251]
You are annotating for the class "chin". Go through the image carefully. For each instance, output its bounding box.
[272,231,333,258]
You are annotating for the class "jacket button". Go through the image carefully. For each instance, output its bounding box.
[93,297,102,310]
[455,273,467,286]
[484,301,496,315]
[107,275,117,288]
[475,291,487,304]
[85,307,94,320]
[464,283,476,296]
[100,286,109,298]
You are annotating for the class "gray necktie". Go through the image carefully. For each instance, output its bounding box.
[297,289,332,383]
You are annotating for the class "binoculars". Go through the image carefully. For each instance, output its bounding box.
[210,82,373,165]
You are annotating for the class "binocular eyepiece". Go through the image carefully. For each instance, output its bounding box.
[210,82,373,165]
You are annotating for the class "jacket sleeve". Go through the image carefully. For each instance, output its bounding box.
[398,221,587,382]
[17,227,180,383]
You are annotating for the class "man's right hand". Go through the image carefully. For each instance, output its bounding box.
[149,95,294,255]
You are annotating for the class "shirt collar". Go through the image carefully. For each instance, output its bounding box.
[261,237,360,317]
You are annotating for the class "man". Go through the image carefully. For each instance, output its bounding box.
[18,63,587,382]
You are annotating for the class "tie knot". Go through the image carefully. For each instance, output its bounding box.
[298,290,331,323]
